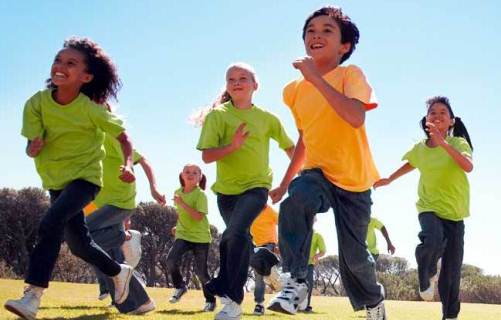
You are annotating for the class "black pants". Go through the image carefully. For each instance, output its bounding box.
[206,187,268,304]
[416,212,464,319]
[26,179,121,288]
[166,238,215,303]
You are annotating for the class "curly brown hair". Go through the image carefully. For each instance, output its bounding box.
[47,37,121,104]
[302,6,360,64]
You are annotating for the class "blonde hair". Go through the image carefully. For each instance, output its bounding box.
[189,62,258,127]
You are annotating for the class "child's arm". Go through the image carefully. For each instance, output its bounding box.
[374,162,415,189]
[174,194,204,221]
[26,137,45,157]
[202,123,248,163]
[270,133,306,203]
[138,157,166,206]
[426,122,473,172]
[116,132,135,183]
[293,56,366,128]
[284,146,295,160]
[312,250,326,265]
[380,226,396,255]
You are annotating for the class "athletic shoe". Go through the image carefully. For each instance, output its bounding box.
[98,292,110,301]
[253,303,265,316]
[128,299,155,315]
[169,286,187,303]
[122,230,142,268]
[366,301,387,320]
[113,264,133,304]
[214,296,242,320]
[267,278,308,314]
[203,301,216,312]
[419,273,438,301]
[4,285,44,320]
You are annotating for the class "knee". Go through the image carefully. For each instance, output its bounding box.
[421,233,444,250]
[166,256,178,273]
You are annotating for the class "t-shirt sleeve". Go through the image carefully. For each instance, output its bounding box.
[451,137,473,159]
[132,149,143,164]
[317,234,326,253]
[196,191,208,214]
[283,81,302,130]
[402,143,420,168]
[269,113,294,150]
[344,65,378,111]
[371,217,384,230]
[89,105,125,138]
[197,111,222,150]
[21,92,44,140]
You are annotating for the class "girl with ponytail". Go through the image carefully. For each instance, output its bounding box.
[374,96,473,320]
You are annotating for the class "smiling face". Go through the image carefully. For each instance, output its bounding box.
[426,102,454,134]
[50,48,93,89]
[225,66,257,102]
[303,15,350,65]
[180,165,202,189]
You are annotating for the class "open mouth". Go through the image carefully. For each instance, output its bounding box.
[310,43,325,50]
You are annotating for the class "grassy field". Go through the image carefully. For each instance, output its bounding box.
[1,279,500,319]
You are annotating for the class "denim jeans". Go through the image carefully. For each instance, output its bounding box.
[306,264,315,307]
[26,179,121,288]
[206,187,268,304]
[278,169,383,311]
[166,238,215,303]
[86,205,150,313]
[253,243,276,304]
[416,212,464,320]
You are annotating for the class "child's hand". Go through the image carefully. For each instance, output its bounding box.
[292,56,321,83]
[231,123,249,150]
[173,194,184,206]
[151,188,166,206]
[373,178,391,189]
[425,122,446,146]
[269,185,287,204]
[119,165,136,183]
[27,137,45,157]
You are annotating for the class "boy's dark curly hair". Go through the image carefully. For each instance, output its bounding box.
[47,37,121,104]
[302,6,360,64]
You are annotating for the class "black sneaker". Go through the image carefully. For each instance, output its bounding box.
[169,286,187,303]
[203,301,216,312]
[253,304,265,316]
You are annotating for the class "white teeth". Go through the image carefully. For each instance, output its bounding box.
[55,72,65,77]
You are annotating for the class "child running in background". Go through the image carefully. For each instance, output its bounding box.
[84,109,166,314]
[268,6,387,319]
[374,96,473,320]
[166,164,216,312]
[5,37,135,320]
[367,217,396,262]
[197,62,294,320]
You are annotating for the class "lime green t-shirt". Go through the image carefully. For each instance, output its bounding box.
[175,187,211,243]
[93,134,142,209]
[197,101,294,195]
[403,136,472,221]
[367,217,384,255]
[309,231,326,265]
[21,90,125,190]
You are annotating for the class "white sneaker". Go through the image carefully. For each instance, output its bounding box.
[267,278,308,314]
[98,292,110,301]
[113,264,133,304]
[419,273,438,301]
[366,301,387,320]
[4,285,44,320]
[214,296,242,320]
[169,286,188,303]
[298,296,308,311]
[128,299,155,315]
[264,266,282,292]
[122,230,142,268]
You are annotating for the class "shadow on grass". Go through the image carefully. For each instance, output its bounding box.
[39,305,114,320]
[157,308,205,315]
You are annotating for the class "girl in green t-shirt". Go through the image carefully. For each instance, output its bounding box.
[166,164,215,312]
[6,37,135,320]
[374,96,473,320]
[196,63,294,320]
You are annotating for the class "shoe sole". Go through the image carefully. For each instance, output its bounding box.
[5,302,36,320]
[115,267,133,304]
[267,301,296,315]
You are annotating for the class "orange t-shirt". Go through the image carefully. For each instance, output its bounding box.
[250,205,278,246]
[283,64,379,192]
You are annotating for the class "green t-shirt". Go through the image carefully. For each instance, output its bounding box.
[403,136,472,221]
[197,101,294,195]
[175,187,211,243]
[367,217,384,255]
[93,134,142,209]
[21,90,125,190]
[309,231,326,265]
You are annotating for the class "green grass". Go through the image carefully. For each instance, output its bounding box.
[1,279,500,319]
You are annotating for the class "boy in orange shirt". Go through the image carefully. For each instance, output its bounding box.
[268,6,386,320]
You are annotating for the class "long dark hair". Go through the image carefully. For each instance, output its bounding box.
[420,96,473,150]
[47,37,121,104]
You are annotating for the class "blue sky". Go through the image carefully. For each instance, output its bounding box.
[1,1,500,275]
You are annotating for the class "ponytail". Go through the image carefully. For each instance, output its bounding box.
[199,174,207,190]
[452,117,473,150]
[189,89,231,127]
